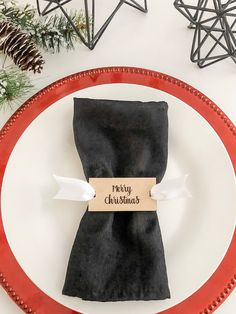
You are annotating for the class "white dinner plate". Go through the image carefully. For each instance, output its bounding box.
[1,83,236,314]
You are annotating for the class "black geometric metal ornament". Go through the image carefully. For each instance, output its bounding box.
[174,0,236,68]
[36,0,148,50]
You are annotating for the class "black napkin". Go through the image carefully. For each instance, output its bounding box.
[62,98,170,301]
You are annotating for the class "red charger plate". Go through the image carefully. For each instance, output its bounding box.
[0,66,236,314]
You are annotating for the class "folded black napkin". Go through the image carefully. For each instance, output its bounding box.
[62,98,170,301]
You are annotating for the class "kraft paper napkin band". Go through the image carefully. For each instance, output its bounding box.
[88,178,156,212]
[53,174,191,211]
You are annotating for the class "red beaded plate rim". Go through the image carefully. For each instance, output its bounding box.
[0,66,236,314]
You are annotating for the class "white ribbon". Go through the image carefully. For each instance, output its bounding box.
[53,175,95,201]
[150,175,191,201]
[53,174,191,202]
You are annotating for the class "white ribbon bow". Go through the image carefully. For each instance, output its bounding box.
[53,174,191,202]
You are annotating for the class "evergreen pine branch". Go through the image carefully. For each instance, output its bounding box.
[0,0,87,53]
[0,66,33,110]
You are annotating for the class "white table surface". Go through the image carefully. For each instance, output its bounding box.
[0,0,235,313]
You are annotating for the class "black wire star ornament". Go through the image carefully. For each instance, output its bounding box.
[36,0,147,50]
[174,0,236,67]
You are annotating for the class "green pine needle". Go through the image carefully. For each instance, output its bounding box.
[0,67,33,110]
[0,0,88,53]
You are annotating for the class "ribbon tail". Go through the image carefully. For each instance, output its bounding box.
[53,174,95,202]
[150,174,192,201]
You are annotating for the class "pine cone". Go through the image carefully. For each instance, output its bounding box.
[0,21,44,73]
